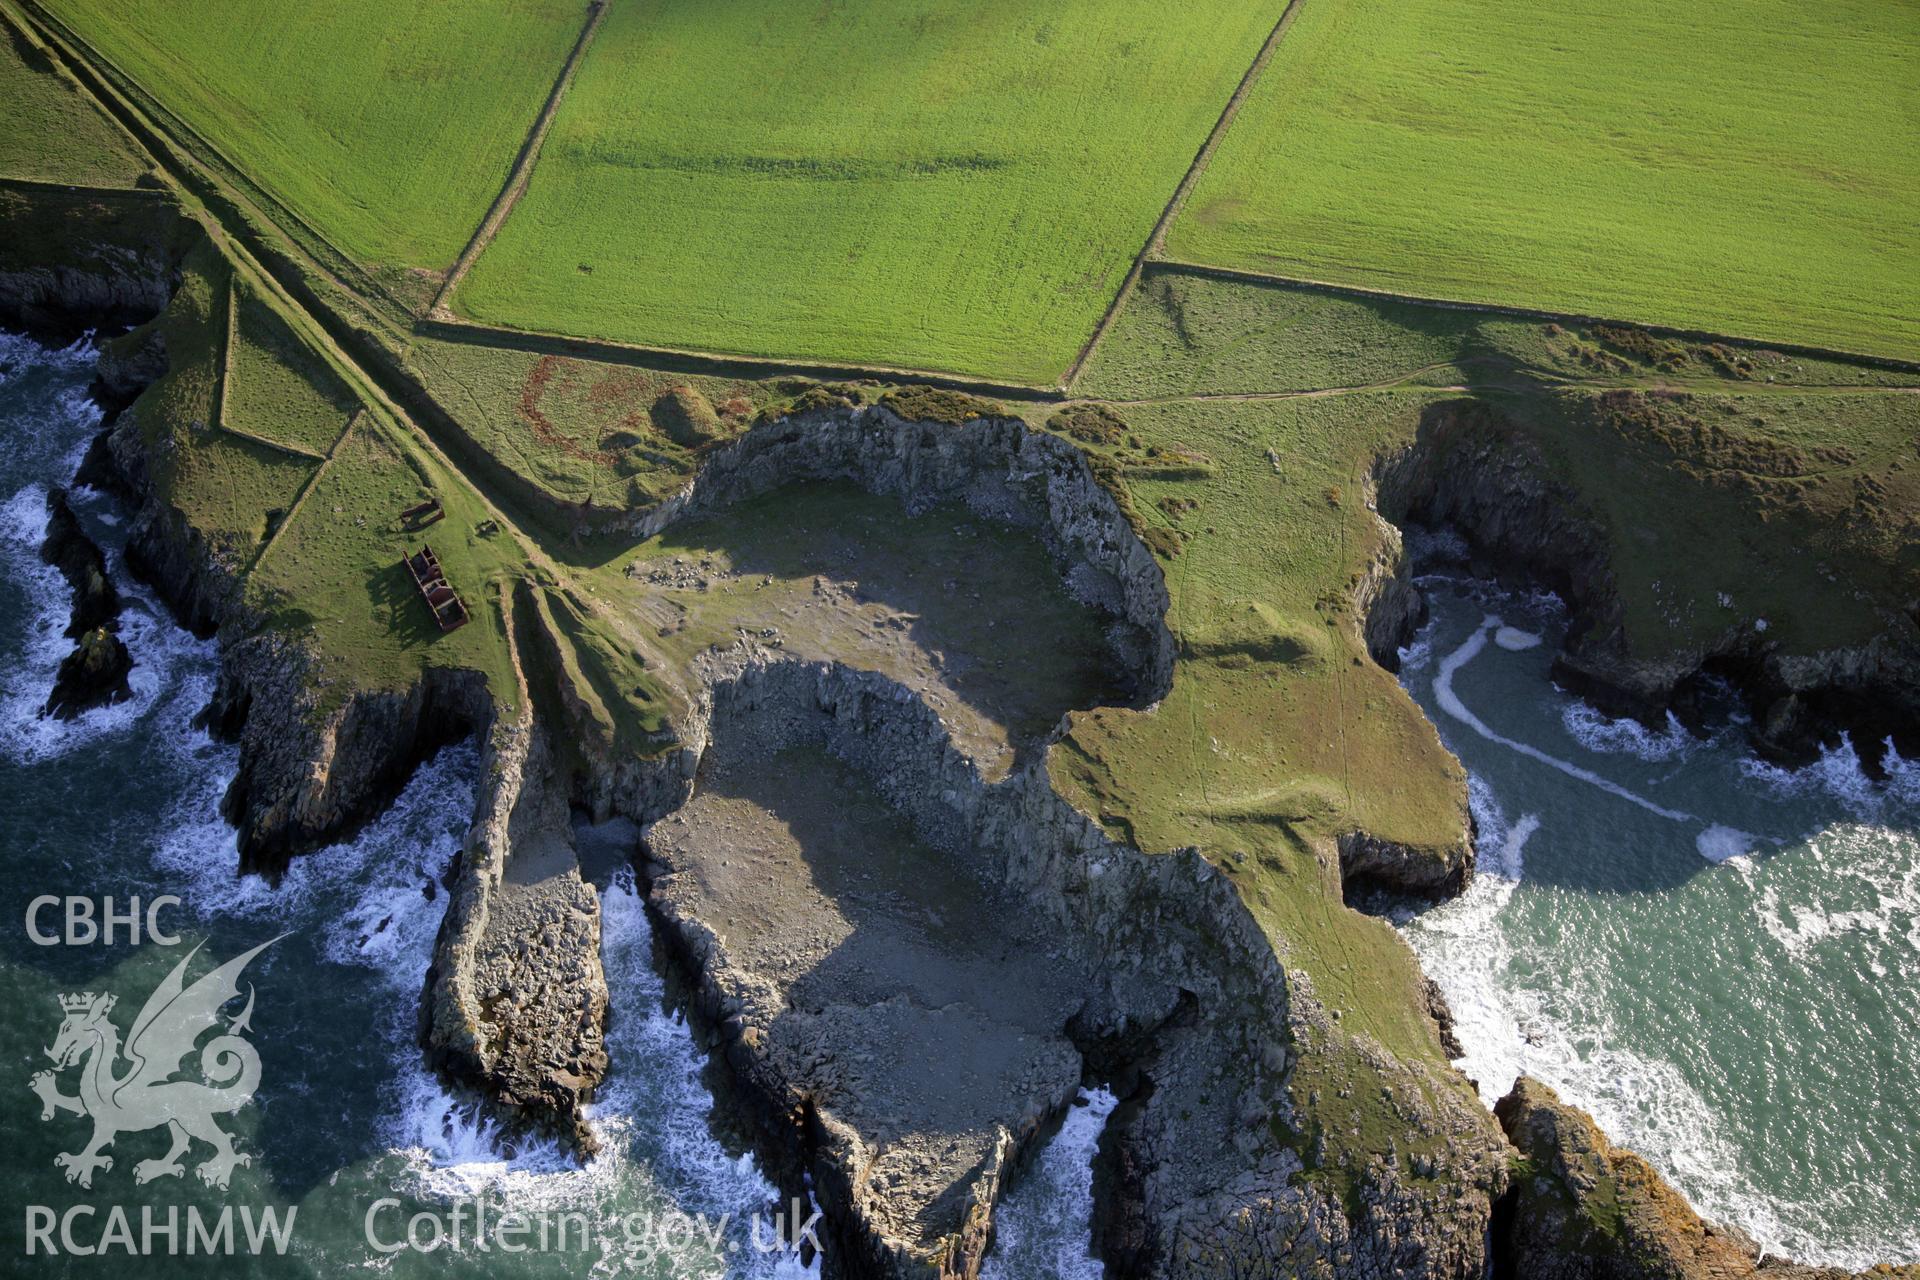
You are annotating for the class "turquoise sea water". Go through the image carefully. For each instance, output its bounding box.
[1395,576,1920,1268]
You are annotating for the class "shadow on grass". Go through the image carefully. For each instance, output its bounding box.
[367,560,451,650]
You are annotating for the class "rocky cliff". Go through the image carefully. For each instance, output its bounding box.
[1495,1078,1917,1280]
[629,402,1178,708]
[0,185,185,340]
[596,403,1509,1279]
[639,651,1509,1280]
[74,323,1509,1275]
[1370,399,1920,769]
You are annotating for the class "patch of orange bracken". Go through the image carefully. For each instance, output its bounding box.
[514,358,759,470]
[516,355,633,467]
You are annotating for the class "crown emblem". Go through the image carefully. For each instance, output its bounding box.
[34,937,280,1192]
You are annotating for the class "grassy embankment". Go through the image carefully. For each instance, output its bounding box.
[405,338,790,514]
[1049,275,1918,1178]
[1076,267,1920,401]
[4,2,688,740]
[0,10,191,291]
[0,11,187,287]
[401,316,1483,1113]
[452,0,1281,384]
[100,239,529,714]
[1166,0,1920,362]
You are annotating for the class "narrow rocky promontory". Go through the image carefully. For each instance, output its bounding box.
[424,703,609,1152]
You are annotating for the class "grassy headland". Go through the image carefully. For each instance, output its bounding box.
[0,15,148,187]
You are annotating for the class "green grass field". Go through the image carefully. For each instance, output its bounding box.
[1167,0,1920,361]
[1044,389,1473,1057]
[38,0,583,273]
[1501,387,1920,661]
[0,18,146,187]
[454,0,1281,383]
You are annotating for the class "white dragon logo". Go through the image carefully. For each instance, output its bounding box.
[29,937,279,1190]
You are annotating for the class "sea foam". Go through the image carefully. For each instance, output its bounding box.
[982,1087,1118,1280]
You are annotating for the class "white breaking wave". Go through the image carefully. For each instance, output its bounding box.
[1434,616,1695,823]
[141,731,819,1277]
[0,337,217,764]
[1493,626,1542,652]
[0,489,218,765]
[377,863,815,1278]
[1562,702,1697,763]
[1401,777,1537,1097]
[982,1087,1119,1280]
[1741,735,1920,827]
[1755,825,1920,966]
[1396,630,1434,675]
[1695,824,1758,865]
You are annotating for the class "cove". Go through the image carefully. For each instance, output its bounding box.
[1392,575,1920,1268]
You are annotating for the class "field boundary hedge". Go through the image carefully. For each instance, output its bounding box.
[1062,0,1309,390]
[431,0,607,319]
[415,316,1059,403]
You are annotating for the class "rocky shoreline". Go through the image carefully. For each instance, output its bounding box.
[641,651,1511,1279]
[1495,1078,1917,1280]
[13,199,1919,1280]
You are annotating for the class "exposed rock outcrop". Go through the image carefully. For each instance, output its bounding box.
[1494,1077,1917,1280]
[0,186,185,340]
[630,402,1177,707]
[1372,402,1621,682]
[634,651,1509,1280]
[53,187,1863,1279]
[14,182,1519,1276]
[423,709,608,1152]
[39,487,130,717]
[199,634,493,870]
[40,487,118,632]
[80,276,496,868]
[644,676,1085,1276]
[1340,473,1474,899]
[45,625,131,718]
[1336,826,1472,901]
